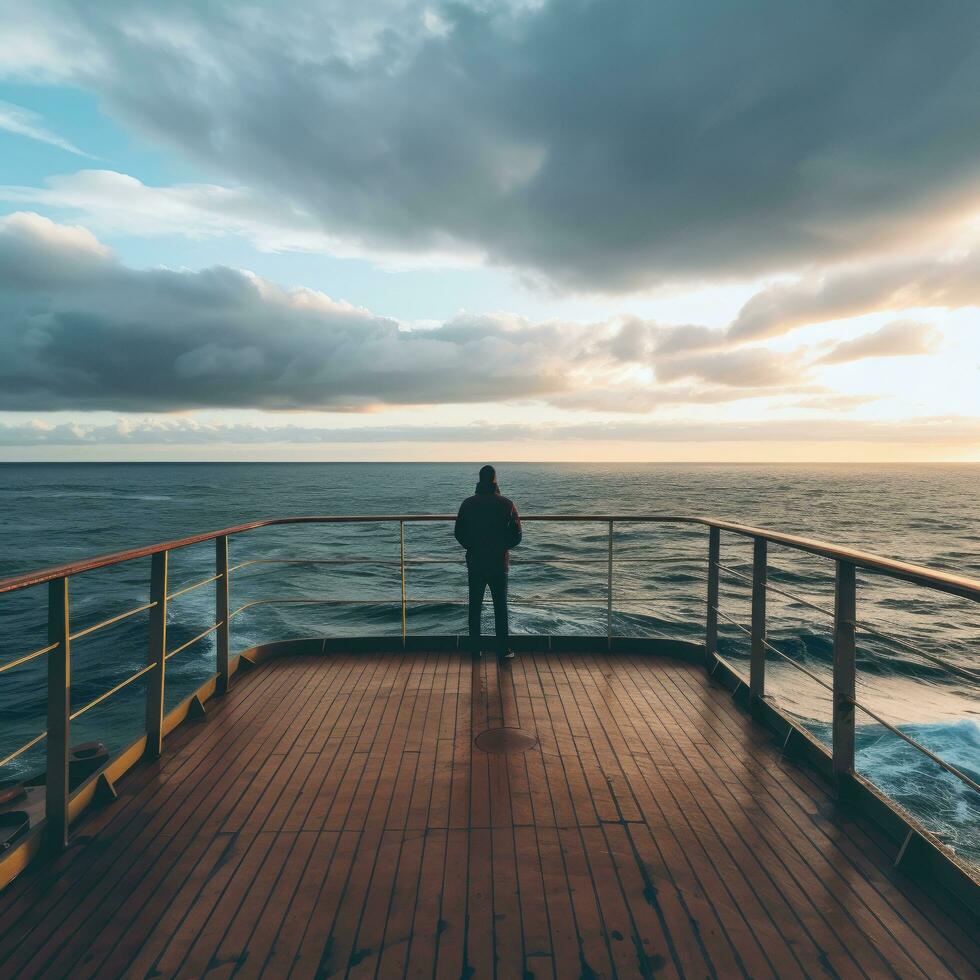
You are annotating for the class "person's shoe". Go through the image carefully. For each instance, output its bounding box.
[498,650,516,664]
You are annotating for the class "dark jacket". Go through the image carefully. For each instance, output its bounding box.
[454,489,522,572]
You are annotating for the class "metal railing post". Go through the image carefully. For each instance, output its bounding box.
[215,536,230,693]
[45,576,71,852]
[706,526,720,665]
[832,560,856,792]
[145,550,168,759]
[400,521,407,645]
[606,520,614,648]
[750,537,767,702]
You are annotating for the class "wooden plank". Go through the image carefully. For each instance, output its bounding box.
[286,828,362,977]
[465,827,494,980]
[404,828,449,977]
[342,828,404,978]
[189,830,298,976]
[0,660,317,974]
[216,827,319,980]
[557,826,616,978]
[535,825,583,980]
[663,658,977,978]
[372,828,426,978]
[1,651,975,980]
[468,658,492,830]
[513,826,554,971]
[568,656,755,978]
[101,831,234,979]
[652,659,900,978]
[580,823,678,979]
[422,656,462,829]
[253,830,342,978]
[151,830,263,978]
[491,824,524,979]
[433,828,469,980]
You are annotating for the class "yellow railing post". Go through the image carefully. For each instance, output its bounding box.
[705,526,720,665]
[215,535,230,693]
[145,550,168,759]
[750,537,767,702]
[45,576,71,852]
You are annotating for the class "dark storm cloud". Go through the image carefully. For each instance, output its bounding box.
[0,213,589,411]
[3,0,980,289]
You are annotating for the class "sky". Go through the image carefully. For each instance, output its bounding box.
[0,0,977,462]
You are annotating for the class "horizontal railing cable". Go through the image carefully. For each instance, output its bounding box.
[0,642,58,675]
[850,697,980,795]
[69,601,157,642]
[165,623,222,661]
[712,605,835,696]
[854,621,980,685]
[0,730,47,769]
[69,663,158,721]
[227,594,663,619]
[167,572,223,602]
[3,514,978,600]
[229,554,705,572]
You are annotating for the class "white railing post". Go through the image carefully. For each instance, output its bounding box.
[832,560,857,792]
[215,536,230,693]
[606,520,614,649]
[750,537,767,702]
[45,576,71,852]
[145,550,168,759]
[705,526,720,665]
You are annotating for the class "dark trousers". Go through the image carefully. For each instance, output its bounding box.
[467,567,509,653]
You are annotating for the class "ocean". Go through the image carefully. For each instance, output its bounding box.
[0,462,977,865]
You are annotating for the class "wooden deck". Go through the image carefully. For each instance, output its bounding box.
[0,651,976,979]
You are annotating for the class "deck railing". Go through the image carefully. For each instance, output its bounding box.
[0,514,977,860]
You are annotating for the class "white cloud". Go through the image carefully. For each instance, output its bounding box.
[0,170,482,267]
[0,99,93,157]
[1,415,976,447]
[2,211,800,413]
[817,320,942,365]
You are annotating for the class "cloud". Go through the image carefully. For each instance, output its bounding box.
[3,1,980,289]
[728,249,980,343]
[790,394,880,412]
[0,99,93,156]
[5,211,804,413]
[816,320,942,365]
[655,347,807,388]
[0,170,479,267]
[0,213,959,417]
[1,415,977,447]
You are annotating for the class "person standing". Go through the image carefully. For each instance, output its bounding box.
[454,465,522,662]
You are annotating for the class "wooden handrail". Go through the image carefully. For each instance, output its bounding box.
[1,514,977,601]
